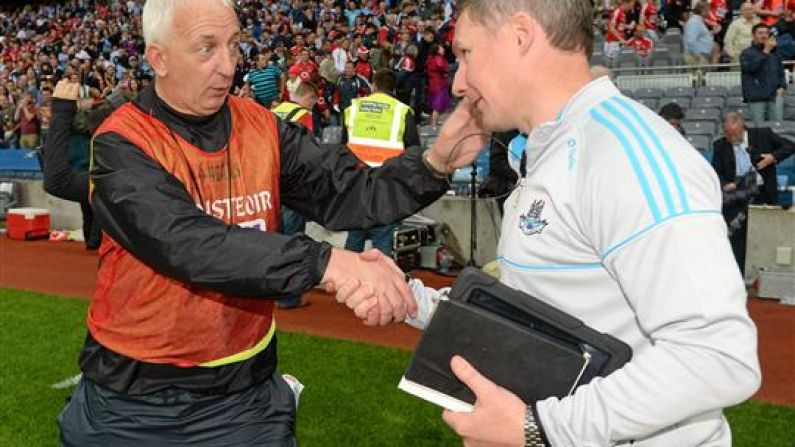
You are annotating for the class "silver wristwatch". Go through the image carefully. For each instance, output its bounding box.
[524,406,544,447]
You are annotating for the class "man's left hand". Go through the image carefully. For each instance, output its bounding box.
[442,356,526,447]
[426,97,488,173]
[757,153,776,170]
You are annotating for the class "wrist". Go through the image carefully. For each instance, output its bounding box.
[321,247,355,288]
[422,148,449,178]
[524,405,547,447]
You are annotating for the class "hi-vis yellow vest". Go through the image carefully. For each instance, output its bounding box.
[344,92,410,166]
[272,101,309,122]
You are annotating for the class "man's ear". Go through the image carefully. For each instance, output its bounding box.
[510,11,536,56]
[146,44,168,77]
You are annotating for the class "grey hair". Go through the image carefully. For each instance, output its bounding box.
[142,0,236,45]
[724,111,745,127]
[456,0,594,58]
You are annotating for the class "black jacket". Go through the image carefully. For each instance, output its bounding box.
[81,84,450,394]
[741,42,786,102]
[712,126,795,205]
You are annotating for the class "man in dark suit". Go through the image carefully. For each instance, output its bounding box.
[712,111,794,274]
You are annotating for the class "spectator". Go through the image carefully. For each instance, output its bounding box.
[659,102,686,136]
[684,2,718,66]
[705,0,731,64]
[604,0,633,60]
[394,39,418,110]
[15,92,38,149]
[626,23,655,59]
[343,69,419,257]
[425,43,450,128]
[0,94,15,148]
[246,51,283,108]
[772,3,795,60]
[756,0,785,26]
[639,0,658,40]
[663,0,689,31]
[712,112,794,273]
[724,2,761,63]
[354,46,374,81]
[741,23,786,124]
[335,60,371,114]
[37,85,52,146]
[332,36,349,73]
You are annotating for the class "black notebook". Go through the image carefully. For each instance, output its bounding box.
[399,268,632,412]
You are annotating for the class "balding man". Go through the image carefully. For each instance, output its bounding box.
[724,2,760,63]
[55,0,484,444]
[713,112,794,273]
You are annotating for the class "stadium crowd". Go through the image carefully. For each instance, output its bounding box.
[3,0,795,150]
[0,0,461,149]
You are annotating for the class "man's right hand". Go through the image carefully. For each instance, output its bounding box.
[322,248,417,325]
[723,182,737,193]
[765,36,778,53]
[53,79,80,101]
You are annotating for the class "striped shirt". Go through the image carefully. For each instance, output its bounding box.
[247,64,281,107]
[499,76,759,446]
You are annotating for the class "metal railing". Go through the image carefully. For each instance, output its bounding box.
[611,61,795,91]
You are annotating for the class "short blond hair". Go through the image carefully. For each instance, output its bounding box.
[457,0,594,57]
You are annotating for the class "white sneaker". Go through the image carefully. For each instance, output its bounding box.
[282,373,305,407]
[405,278,449,330]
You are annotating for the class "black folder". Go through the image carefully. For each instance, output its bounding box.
[399,268,632,412]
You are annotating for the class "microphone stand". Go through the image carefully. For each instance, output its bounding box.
[468,160,478,267]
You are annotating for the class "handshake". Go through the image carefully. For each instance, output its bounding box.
[321,248,443,327]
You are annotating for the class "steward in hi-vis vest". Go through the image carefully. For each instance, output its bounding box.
[342,70,421,257]
[343,69,419,167]
[272,101,312,129]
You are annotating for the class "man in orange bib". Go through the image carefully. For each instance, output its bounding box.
[56,0,487,445]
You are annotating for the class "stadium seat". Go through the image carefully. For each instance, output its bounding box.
[697,86,728,97]
[648,51,673,68]
[636,98,659,110]
[692,96,725,109]
[649,61,675,74]
[633,87,664,99]
[785,106,795,121]
[661,33,683,49]
[729,85,744,97]
[682,121,717,136]
[690,107,723,121]
[686,134,711,150]
[784,95,795,107]
[663,96,691,108]
[665,86,695,98]
[757,121,795,135]
[726,96,745,108]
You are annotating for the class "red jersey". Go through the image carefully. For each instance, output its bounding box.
[354,60,373,81]
[758,0,784,26]
[607,7,629,42]
[641,1,658,31]
[292,61,318,76]
[705,0,728,27]
[627,36,654,58]
[397,55,416,72]
[289,45,305,57]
